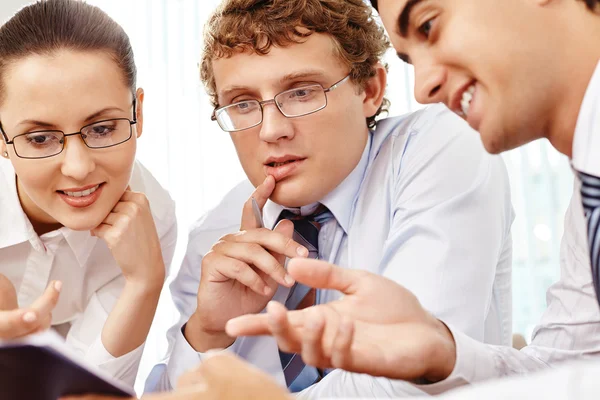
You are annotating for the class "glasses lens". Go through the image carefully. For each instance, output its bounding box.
[82,119,132,148]
[13,131,64,158]
[276,85,326,117]
[216,101,262,132]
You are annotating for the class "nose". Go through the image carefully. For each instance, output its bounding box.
[413,58,447,105]
[60,135,96,181]
[258,101,295,143]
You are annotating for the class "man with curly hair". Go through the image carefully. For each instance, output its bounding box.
[143,0,513,397]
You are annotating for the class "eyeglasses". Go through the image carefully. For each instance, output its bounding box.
[0,101,137,159]
[211,74,351,132]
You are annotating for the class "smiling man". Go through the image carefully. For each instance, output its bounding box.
[142,0,515,397]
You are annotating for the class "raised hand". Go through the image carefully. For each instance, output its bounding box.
[91,187,165,287]
[226,258,457,382]
[185,175,309,351]
[0,274,62,340]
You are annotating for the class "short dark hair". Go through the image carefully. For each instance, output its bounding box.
[0,0,136,105]
[369,0,598,12]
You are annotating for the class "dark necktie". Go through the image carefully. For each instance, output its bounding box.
[276,205,332,392]
[578,171,600,306]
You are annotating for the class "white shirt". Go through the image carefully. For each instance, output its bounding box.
[147,104,515,397]
[418,61,600,396]
[0,160,177,389]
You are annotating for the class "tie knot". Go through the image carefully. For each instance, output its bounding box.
[276,205,332,259]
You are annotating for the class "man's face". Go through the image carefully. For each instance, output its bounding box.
[211,33,383,207]
[378,0,580,154]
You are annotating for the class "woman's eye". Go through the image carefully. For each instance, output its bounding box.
[418,17,436,38]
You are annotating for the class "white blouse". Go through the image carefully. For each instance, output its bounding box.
[0,159,177,388]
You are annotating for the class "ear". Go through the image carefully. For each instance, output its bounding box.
[135,88,145,139]
[362,63,387,121]
[0,136,8,159]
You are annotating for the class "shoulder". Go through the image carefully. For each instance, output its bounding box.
[129,160,176,234]
[186,179,255,252]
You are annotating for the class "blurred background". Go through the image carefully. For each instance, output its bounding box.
[0,0,575,393]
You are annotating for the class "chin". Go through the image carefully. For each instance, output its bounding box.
[270,180,321,208]
[56,211,107,232]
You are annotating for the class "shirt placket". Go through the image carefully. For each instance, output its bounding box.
[18,234,63,308]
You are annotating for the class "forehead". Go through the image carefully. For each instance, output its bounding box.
[1,49,131,121]
[211,33,347,94]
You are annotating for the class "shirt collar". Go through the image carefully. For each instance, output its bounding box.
[0,160,97,266]
[263,133,372,233]
[572,59,600,177]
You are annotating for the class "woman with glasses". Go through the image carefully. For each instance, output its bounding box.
[0,0,176,387]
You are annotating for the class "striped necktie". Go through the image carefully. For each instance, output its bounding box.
[276,205,332,392]
[579,171,600,306]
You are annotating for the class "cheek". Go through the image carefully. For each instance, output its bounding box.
[12,159,59,202]
[231,133,263,185]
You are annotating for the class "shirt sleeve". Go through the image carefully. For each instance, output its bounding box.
[65,284,145,388]
[379,110,514,344]
[416,179,600,394]
[432,360,600,400]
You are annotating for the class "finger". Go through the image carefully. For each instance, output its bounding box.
[0,309,41,339]
[287,259,361,294]
[300,309,328,368]
[213,241,291,287]
[241,176,275,230]
[98,212,120,227]
[267,301,303,353]
[330,317,356,370]
[227,308,307,337]
[217,255,271,296]
[90,223,112,239]
[30,280,62,316]
[119,190,149,206]
[60,396,134,400]
[226,314,270,336]
[231,224,308,260]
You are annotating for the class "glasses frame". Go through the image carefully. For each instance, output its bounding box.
[211,74,351,133]
[0,100,138,160]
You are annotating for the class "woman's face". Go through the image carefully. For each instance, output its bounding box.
[0,49,144,232]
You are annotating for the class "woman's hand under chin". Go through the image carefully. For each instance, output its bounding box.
[91,187,165,290]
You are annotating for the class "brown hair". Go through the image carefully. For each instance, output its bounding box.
[0,0,136,105]
[200,0,391,128]
[370,0,599,12]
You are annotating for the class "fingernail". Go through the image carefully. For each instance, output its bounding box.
[23,312,37,323]
[263,286,272,296]
[284,274,295,286]
[54,281,62,292]
[297,246,309,257]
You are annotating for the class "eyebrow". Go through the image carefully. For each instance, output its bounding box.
[16,107,126,129]
[218,70,328,101]
[398,0,425,38]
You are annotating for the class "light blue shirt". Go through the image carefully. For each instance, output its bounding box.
[146,104,514,397]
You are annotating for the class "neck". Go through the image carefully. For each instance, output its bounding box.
[16,176,62,236]
[545,4,600,158]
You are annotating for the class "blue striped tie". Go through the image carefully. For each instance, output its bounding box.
[579,171,600,306]
[276,206,332,392]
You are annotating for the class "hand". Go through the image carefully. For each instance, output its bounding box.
[185,175,309,351]
[61,354,291,400]
[226,258,457,382]
[0,274,62,340]
[91,188,165,288]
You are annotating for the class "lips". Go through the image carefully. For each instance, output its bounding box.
[56,183,105,208]
[263,155,306,181]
